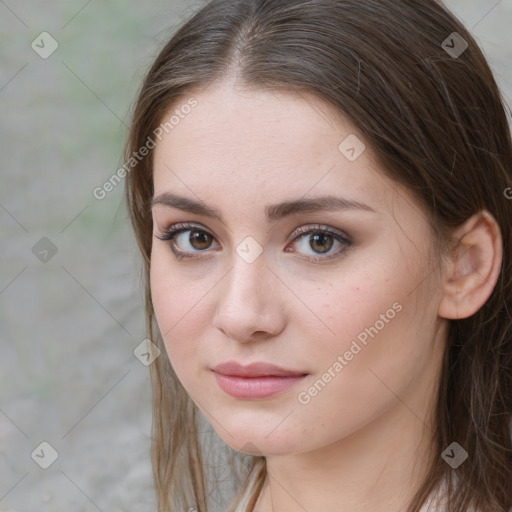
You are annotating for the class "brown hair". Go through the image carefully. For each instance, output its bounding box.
[124,1,512,510]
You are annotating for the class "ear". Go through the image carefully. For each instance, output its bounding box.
[438,210,503,320]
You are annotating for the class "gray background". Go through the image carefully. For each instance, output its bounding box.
[1,1,510,511]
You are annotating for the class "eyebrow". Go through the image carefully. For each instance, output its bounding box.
[150,192,377,223]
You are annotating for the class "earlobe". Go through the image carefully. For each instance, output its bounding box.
[438,210,503,320]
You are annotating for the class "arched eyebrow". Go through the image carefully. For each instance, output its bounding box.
[150,192,378,223]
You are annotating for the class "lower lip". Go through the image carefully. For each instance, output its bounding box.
[213,372,307,399]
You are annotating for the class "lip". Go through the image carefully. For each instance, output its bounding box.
[211,361,308,399]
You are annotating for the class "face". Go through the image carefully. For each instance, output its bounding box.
[150,80,447,456]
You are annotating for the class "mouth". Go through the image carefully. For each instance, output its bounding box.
[211,361,308,400]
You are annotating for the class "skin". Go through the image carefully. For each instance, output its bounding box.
[149,79,502,512]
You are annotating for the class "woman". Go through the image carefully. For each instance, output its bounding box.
[124,1,512,510]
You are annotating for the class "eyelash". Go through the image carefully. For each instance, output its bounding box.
[155,222,352,263]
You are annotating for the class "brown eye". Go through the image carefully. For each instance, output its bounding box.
[155,223,219,259]
[287,225,352,263]
[309,232,334,254]
[189,230,213,250]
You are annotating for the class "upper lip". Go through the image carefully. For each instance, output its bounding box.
[212,361,307,378]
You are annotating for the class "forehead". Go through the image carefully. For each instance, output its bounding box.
[151,81,398,217]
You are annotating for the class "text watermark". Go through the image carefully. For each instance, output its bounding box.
[297,301,403,405]
[93,97,198,200]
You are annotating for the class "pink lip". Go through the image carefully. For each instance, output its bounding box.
[211,361,308,399]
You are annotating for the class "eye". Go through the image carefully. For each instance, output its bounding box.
[155,222,352,262]
[286,224,352,263]
[155,222,219,260]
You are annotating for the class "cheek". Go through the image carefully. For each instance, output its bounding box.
[289,303,417,451]
[149,252,203,370]
[298,276,428,411]
[302,274,405,357]
[294,259,425,407]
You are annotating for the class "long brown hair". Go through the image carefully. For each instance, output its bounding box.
[124,1,512,510]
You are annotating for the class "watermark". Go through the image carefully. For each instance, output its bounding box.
[31,32,59,59]
[338,134,366,162]
[236,236,263,264]
[32,237,58,263]
[297,301,403,405]
[441,442,468,469]
[134,338,161,366]
[441,32,468,59]
[93,97,198,200]
[504,187,512,200]
[31,441,59,469]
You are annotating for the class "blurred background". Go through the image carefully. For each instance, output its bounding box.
[0,1,510,511]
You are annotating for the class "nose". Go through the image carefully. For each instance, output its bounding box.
[211,251,286,343]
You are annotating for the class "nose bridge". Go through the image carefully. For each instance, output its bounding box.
[223,248,271,313]
[212,245,284,340]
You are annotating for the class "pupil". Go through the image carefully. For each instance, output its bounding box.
[311,233,333,254]
[191,231,211,250]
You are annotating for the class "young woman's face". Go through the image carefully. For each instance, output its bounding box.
[150,80,448,455]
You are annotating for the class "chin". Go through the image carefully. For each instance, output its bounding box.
[213,426,303,456]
